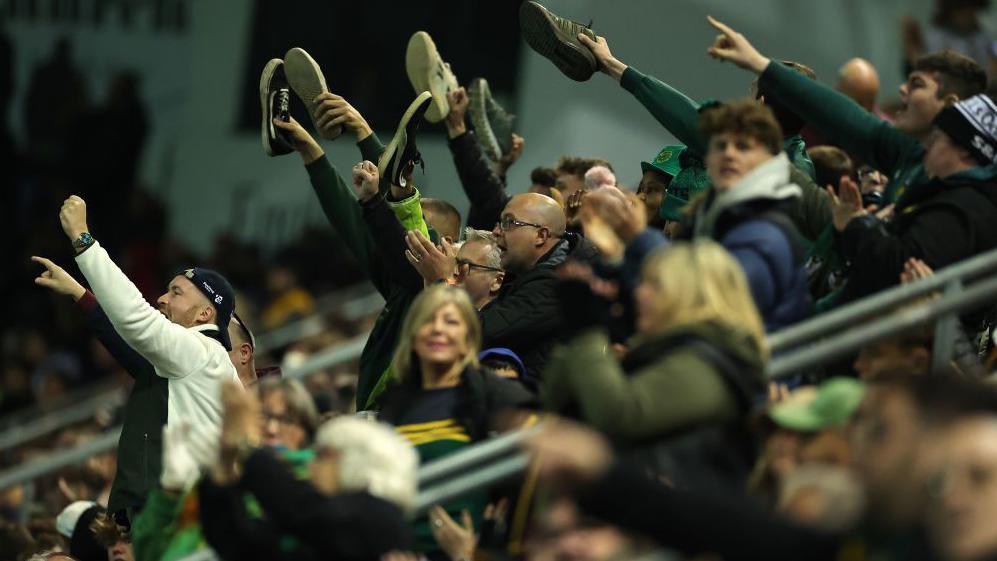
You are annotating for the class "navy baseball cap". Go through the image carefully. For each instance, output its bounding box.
[479,347,527,377]
[181,267,236,351]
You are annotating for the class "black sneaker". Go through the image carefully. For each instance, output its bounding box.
[378,91,433,188]
[260,58,293,157]
[468,78,515,162]
[283,47,342,140]
[519,1,597,82]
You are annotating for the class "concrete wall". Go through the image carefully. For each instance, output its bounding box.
[16,0,991,256]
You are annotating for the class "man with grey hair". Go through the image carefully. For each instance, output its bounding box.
[456,227,505,309]
[408,192,600,381]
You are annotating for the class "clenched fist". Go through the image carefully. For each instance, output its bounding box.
[60,195,89,242]
[351,160,380,203]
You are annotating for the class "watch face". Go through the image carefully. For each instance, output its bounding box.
[75,233,94,247]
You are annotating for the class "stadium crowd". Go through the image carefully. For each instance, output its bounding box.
[8,1,997,560]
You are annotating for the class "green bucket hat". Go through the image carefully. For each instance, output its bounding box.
[769,378,866,432]
[641,145,685,177]
[659,162,711,222]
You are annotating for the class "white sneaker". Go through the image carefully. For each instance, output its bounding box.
[406,31,458,124]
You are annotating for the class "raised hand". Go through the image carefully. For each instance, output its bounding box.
[429,506,477,561]
[579,207,624,259]
[705,15,771,74]
[31,256,86,301]
[351,160,380,203]
[59,195,89,243]
[577,34,628,81]
[272,116,324,163]
[900,257,934,284]
[313,93,373,141]
[586,187,646,243]
[565,189,587,227]
[160,421,201,492]
[215,380,259,484]
[827,176,867,231]
[445,87,469,138]
[496,133,525,176]
[405,230,457,285]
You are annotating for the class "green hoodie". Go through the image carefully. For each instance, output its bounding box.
[619,66,817,180]
[619,66,831,244]
[304,133,428,409]
[756,61,927,207]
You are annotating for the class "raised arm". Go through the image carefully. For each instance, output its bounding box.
[309,92,392,190]
[55,197,217,379]
[705,15,920,175]
[79,293,152,380]
[31,257,151,379]
[272,116,388,295]
[351,160,427,292]
[445,87,512,230]
[579,33,707,155]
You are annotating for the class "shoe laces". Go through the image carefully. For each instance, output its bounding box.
[276,88,290,115]
[553,11,594,35]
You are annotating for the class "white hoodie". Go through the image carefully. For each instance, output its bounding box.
[76,241,240,430]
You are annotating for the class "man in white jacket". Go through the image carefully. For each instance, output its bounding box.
[38,195,241,432]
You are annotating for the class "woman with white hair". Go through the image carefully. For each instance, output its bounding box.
[198,383,418,561]
[377,284,536,558]
[545,240,767,492]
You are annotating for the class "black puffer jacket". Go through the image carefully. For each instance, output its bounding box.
[840,165,997,302]
[479,233,600,384]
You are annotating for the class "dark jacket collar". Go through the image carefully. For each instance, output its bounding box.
[377,365,537,440]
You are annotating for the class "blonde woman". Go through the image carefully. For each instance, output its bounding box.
[377,284,535,557]
[544,240,766,491]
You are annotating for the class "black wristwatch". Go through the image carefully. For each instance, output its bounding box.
[73,232,95,251]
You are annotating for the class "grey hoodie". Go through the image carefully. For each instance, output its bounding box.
[694,153,802,239]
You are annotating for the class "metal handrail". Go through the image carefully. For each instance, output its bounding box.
[0,334,369,489]
[0,380,123,433]
[766,274,997,379]
[412,263,997,506]
[414,455,530,515]
[0,428,122,489]
[768,246,997,353]
[418,427,539,486]
[0,388,126,452]
[254,287,382,353]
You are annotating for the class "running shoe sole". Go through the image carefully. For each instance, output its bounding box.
[259,58,293,157]
[379,91,433,187]
[519,1,597,82]
[284,47,342,140]
[406,31,455,123]
[468,78,502,161]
